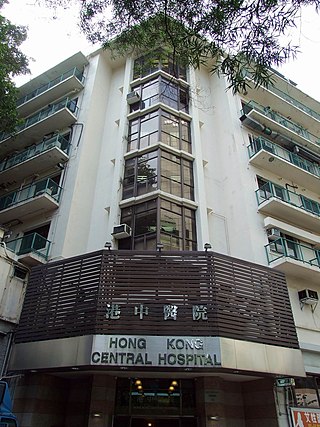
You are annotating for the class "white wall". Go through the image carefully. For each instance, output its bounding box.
[192,65,268,264]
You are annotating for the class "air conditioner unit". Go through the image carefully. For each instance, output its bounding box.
[112,224,132,239]
[267,228,281,240]
[126,91,140,105]
[298,289,319,305]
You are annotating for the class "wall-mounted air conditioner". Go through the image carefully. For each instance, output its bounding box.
[298,289,319,304]
[126,91,140,105]
[112,224,132,239]
[298,289,318,312]
[267,228,281,240]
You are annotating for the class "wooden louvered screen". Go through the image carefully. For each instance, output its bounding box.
[15,250,299,349]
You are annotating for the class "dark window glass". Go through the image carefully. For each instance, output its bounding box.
[119,198,197,251]
[133,50,187,80]
[160,111,191,153]
[135,210,157,236]
[127,110,191,154]
[128,111,159,152]
[131,76,189,114]
[122,150,193,200]
[161,152,181,198]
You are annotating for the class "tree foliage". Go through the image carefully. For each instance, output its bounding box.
[0,0,29,134]
[44,0,318,92]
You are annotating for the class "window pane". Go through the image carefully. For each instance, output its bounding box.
[160,209,182,238]
[181,120,191,142]
[179,88,189,112]
[141,80,159,108]
[135,210,157,236]
[140,115,158,137]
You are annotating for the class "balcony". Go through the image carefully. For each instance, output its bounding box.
[0,98,78,157]
[0,134,70,184]
[265,237,320,284]
[243,72,320,135]
[240,101,320,154]
[6,232,51,265]
[0,178,61,223]
[17,67,85,117]
[256,181,320,232]
[248,137,320,192]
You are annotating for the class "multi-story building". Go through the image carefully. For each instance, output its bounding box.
[0,46,319,427]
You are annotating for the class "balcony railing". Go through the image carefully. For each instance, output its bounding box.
[0,177,62,211]
[248,137,320,178]
[6,232,51,260]
[0,134,70,173]
[0,98,78,142]
[265,237,320,268]
[256,181,320,217]
[243,70,320,122]
[242,101,320,147]
[17,67,84,107]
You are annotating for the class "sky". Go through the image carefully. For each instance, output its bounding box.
[2,0,320,101]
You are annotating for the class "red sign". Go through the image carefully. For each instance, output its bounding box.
[291,408,320,427]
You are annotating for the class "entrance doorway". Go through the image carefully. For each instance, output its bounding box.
[132,418,179,427]
[113,378,197,427]
[131,417,196,427]
[114,417,197,427]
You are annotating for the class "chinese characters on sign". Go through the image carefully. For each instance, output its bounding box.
[291,408,320,427]
[105,304,208,321]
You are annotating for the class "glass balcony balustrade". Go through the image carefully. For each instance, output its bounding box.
[265,237,320,268]
[248,137,320,178]
[256,181,320,217]
[0,177,62,211]
[0,134,70,173]
[5,232,51,260]
[0,98,78,142]
[242,101,320,147]
[243,70,320,122]
[17,67,84,107]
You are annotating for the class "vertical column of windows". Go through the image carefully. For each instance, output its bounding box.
[119,52,196,251]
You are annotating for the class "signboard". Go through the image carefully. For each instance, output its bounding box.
[276,378,295,387]
[291,408,320,427]
[91,335,221,368]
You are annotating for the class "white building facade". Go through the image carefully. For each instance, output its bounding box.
[0,48,319,427]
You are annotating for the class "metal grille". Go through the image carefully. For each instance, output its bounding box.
[15,250,299,348]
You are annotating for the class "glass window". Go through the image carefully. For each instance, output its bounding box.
[127,110,191,154]
[161,153,181,198]
[119,198,197,251]
[133,50,187,81]
[135,210,157,236]
[128,112,159,152]
[123,149,193,201]
[123,151,159,199]
[130,76,189,114]
[141,79,160,109]
[182,160,194,200]
[160,111,191,153]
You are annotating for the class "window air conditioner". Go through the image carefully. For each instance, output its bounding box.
[112,224,132,239]
[267,228,281,240]
[298,289,319,305]
[126,91,140,105]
